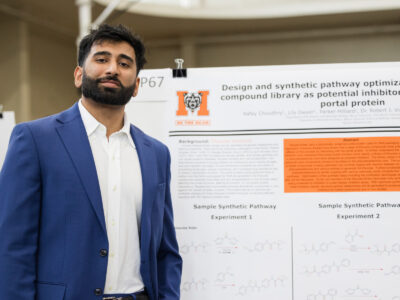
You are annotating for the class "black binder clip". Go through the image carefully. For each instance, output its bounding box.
[173,58,187,78]
[0,105,3,119]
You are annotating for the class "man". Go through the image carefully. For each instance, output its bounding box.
[0,24,182,300]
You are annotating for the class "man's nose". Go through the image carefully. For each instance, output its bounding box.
[105,60,119,75]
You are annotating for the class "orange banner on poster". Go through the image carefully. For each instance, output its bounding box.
[284,137,400,193]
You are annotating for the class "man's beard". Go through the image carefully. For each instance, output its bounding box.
[81,71,135,106]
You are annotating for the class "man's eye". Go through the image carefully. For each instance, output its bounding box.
[96,58,106,63]
[120,62,130,68]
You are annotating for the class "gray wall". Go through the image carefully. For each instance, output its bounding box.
[0,12,77,123]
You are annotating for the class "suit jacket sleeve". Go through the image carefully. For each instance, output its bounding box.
[157,148,183,300]
[0,124,41,299]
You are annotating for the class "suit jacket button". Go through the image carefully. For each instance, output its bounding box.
[94,288,102,295]
[100,249,108,257]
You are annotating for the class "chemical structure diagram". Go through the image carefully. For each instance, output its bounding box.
[345,285,373,297]
[214,233,239,246]
[180,233,288,255]
[340,229,370,253]
[214,268,235,290]
[307,289,338,300]
[181,278,208,292]
[302,258,351,276]
[371,243,400,256]
[180,241,210,255]
[214,233,239,254]
[236,276,287,296]
[345,229,364,244]
[300,242,336,255]
[243,239,285,253]
[385,265,400,276]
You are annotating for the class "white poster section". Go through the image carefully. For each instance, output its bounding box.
[127,63,400,300]
[0,112,16,169]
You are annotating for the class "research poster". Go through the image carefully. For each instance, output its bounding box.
[163,63,400,300]
[0,112,16,169]
[126,69,172,142]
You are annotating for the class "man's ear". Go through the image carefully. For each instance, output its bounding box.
[133,77,140,97]
[74,66,83,88]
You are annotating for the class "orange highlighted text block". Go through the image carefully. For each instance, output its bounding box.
[284,137,400,193]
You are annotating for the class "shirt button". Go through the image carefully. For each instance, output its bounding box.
[94,288,102,295]
[113,185,117,191]
[100,249,108,257]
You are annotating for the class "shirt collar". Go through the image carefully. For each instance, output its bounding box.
[78,99,135,148]
[120,112,136,149]
[78,99,102,136]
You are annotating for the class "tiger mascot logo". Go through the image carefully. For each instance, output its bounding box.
[183,92,203,113]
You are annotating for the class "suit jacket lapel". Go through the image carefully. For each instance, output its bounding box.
[55,103,107,235]
[130,125,157,254]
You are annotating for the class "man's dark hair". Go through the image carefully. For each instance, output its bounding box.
[78,24,146,73]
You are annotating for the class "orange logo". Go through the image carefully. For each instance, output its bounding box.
[176,91,210,116]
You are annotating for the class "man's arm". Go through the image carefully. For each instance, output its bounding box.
[157,148,183,300]
[0,124,41,299]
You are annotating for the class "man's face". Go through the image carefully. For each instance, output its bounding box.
[74,41,140,106]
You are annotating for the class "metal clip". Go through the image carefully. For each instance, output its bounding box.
[173,58,187,78]
[174,58,184,69]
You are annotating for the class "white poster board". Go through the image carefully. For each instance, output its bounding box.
[128,62,400,300]
[0,112,16,169]
[126,69,172,143]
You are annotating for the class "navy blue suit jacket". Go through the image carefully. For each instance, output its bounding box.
[0,103,182,300]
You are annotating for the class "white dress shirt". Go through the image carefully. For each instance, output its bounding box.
[78,100,144,294]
